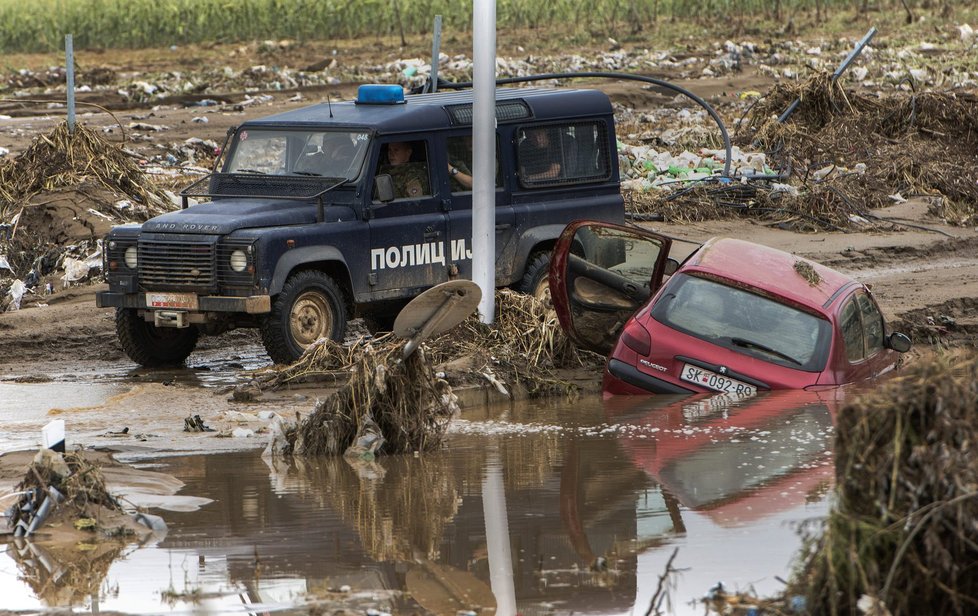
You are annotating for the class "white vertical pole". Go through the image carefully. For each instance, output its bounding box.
[430,15,442,92]
[472,0,496,324]
[482,447,517,615]
[65,34,76,134]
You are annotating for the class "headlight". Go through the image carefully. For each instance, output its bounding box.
[230,250,248,272]
[124,246,138,269]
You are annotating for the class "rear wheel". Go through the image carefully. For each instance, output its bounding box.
[517,251,552,303]
[260,270,348,364]
[116,308,199,366]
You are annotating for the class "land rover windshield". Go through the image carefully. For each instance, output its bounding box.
[226,128,370,181]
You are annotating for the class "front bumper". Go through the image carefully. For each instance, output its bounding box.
[96,291,271,314]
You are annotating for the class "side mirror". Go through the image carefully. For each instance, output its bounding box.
[374,174,395,203]
[664,257,680,276]
[886,332,912,353]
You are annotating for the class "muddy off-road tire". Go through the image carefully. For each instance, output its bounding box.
[517,251,552,303]
[260,270,348,365]
[116,308,199,366]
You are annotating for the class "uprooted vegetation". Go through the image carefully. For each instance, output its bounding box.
[790,351,978,615]
[284,338,458,457]
[265,290,603,398]
[0,122,174,303]
[628,74,978,231]
[254,291,602,457]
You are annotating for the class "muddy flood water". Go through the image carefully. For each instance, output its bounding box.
[0,377,840,615]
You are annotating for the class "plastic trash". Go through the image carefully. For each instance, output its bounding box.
[344,415,384,460]
[7,279,26,310]
[134,512,168,533]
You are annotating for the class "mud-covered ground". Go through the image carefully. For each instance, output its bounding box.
[1,25,977,453]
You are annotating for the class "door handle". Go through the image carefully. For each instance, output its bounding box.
[424,230,441,241]
[495,223,512,230]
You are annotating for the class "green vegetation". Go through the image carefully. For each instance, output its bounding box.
[0,0,973,53]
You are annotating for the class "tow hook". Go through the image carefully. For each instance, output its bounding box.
[154,310,189,328]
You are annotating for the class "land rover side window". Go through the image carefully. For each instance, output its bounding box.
[373,140,431,200]
[517,121,611,188]
[447,134,503,193]
[226,129,369,179]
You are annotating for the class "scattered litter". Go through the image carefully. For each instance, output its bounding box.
[6,279,26,310]
[183,415,213,432]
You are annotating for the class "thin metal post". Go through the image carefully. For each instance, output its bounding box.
[65,34,76,133]
[472,0,497,324]
[778,26,877,124]
[430,15,442,93]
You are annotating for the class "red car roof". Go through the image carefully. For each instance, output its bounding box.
[683,238,856,313]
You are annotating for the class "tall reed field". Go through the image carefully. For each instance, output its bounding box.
[0,0,971,54]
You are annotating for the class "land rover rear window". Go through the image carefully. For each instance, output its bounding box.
[517,121,611,188]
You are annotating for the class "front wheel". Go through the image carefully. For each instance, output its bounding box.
[116,308,199,366]
[260,270,348,365]
[517,251,552,303]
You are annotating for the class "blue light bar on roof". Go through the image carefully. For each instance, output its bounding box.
[356,84,406,105]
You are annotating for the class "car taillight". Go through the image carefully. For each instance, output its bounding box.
[621,319,651,356]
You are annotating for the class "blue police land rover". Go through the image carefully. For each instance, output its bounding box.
[97,85,625,365]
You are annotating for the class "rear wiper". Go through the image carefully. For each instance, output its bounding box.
[233,168,266,175]
[293,171,322,177]
[730,337,802,366]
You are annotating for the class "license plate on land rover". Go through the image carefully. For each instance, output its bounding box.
[146,292,198,310]
[680,363,756,396]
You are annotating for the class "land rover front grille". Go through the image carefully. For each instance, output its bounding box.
[138,239,216,290]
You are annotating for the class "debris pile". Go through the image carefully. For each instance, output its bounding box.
[423,290,603,396]
[284,338,457,457]
[0,121,174,310]
[260,291,603,399]
[789,351,978,615]
[624,73,978,231]
[744,73,978,227]
[6,450,123,537]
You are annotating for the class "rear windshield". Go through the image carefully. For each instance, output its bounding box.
[650,274,831,372]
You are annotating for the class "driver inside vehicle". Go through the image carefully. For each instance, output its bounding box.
[376,141,429,199]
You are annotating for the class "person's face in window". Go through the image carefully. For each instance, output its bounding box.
[529,130,550,148]
[387,142,412,165]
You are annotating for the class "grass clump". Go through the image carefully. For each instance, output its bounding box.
[789,351,978,615]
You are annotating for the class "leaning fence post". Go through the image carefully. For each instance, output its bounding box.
[430,15,443,92]
[65,34,76,134]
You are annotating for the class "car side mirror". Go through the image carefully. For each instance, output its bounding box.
[886,331,912,353]
[374,174,395,203]
[664,257,680,276]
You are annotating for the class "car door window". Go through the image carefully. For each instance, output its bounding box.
[373,140,431,200]
[550,222,672,355]
[856,292,885,356]
[840,298,865,362]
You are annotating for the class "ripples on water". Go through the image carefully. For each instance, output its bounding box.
[0,389,841,615]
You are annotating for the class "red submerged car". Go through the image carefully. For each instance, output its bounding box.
[549,221,911,396]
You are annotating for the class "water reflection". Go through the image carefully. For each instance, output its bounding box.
[0,390,842,614]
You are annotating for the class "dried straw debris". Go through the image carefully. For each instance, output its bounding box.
[789,351,978,616]
[285,339,457,457]
[742,73,978,228]
[0,121,169,219]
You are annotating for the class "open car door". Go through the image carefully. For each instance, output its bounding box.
[549,221,673,355]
